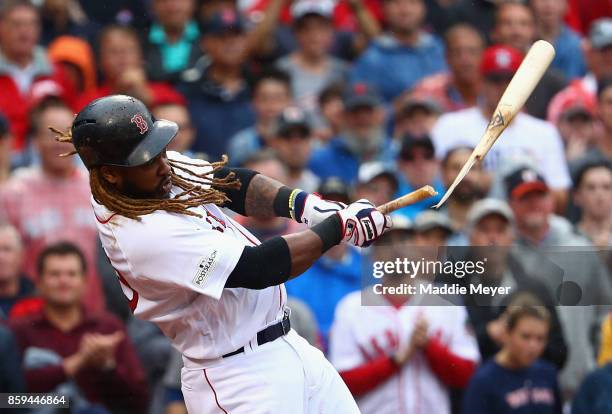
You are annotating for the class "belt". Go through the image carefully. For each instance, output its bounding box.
[222,312,291,358]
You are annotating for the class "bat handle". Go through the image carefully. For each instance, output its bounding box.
[377,185,438,215]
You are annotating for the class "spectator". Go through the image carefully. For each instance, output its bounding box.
[411,23,485,112]
[309,83,395,183]
[440,146,489,241]
[462,296,563,414]
[574,159,612,248]
[39,0,99,46]
[598,313,612,366]
[0,224,35,319]
[554,91,598,164]
[492,1,567,119]
[572,362,612,414]
[316,82,345,142]
[412,210,454,247]
[0,0,75,152]
[126,316,172,414]
[392,97,442,140]
[529,0,586,80]
[547,18,612,124]
[77,25,184,110]
[47,35,97,96]
[227,69,292,166]
[285,177,360,348]
[591,77,612,160]
[463,198,567,369]
[144,0,202,83]
[0,99,104,313]
[152,102,196,155]
[0,325,25,393]
[233,150,304,240]
[350,0,446,103]
[506,166,612,399]
[277,1,349,123]
[431,45,571,211]
[179,8,255,160]
[77,0,149,28]
[329,215,479,414]
[243,0,381,64]
[394,135,444,219]
[355,161,399,208]
[10,242,149,413]
[270,106,320,192]
[443,0,497,43]
[0,113,12,184]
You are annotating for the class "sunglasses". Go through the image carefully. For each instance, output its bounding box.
[400,149,435,162]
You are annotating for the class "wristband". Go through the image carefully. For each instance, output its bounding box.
[310,214,343,253]
[273,186,293,218]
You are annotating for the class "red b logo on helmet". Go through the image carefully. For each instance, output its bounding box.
[131,114,148,135]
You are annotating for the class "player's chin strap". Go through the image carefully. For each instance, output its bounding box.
[222,309,291,358]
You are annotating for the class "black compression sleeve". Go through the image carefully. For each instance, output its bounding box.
[225,237,292,289]
[213,167,258,215]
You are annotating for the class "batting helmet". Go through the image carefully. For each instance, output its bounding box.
[71,95,178,169]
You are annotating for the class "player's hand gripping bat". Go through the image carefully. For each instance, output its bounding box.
[433,40,556,209]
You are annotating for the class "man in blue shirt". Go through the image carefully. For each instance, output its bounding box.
[350,0,446,102]
[309,83,396,184]
[179,9,255,160]
[530,0,586,80]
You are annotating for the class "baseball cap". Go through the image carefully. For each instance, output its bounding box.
[590,18,612,50]
[275,106,311,138]
[0,113,10,137]
[466,198,514,230]
[551,87,597,125]
[399,134,435,161]
[413,211,454,234]
[200,8,245,36]
[398,97,442,119]
[343,83,382,110]
[389,214,413,233]
[505,167,549,199]
[358,161,399,191]
[480,45,523,79]
[291,0,333,20]
[317,177,351,203]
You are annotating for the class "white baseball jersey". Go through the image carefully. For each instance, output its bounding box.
[431,107,571,190]
[94,151,286,363]
[329,291,480,414]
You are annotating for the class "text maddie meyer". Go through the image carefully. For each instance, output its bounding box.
[372,282,512,297]
[372,258,487,279]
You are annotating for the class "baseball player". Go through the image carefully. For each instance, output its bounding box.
[58,95,391,413]
[329,218,480,414]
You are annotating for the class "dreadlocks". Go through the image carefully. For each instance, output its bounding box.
[51,127,241,220]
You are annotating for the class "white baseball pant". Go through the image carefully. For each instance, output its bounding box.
[181,329,360,413]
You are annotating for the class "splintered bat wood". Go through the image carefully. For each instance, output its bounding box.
[434,40,556,208]
[377,186,438,214]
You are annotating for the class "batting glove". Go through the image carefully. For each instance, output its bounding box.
[291,191,346,227]
[337,199,392,247]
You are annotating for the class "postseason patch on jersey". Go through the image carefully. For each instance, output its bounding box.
[192,250,219,288]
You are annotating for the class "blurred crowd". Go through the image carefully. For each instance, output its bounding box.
[0,0,610,413]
